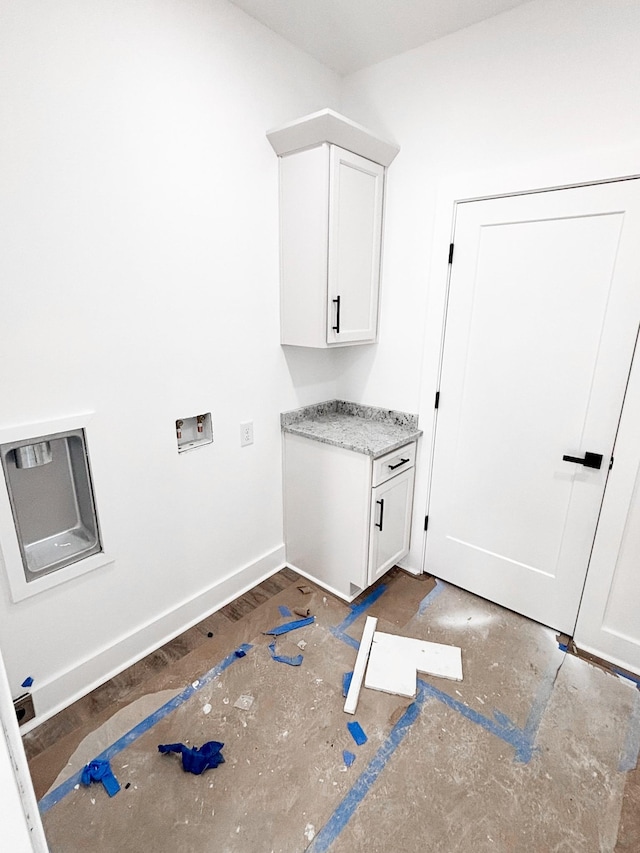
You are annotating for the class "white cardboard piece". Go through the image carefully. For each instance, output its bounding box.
[364,631,463,698]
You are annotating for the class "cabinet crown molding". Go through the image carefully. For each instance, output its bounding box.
[266,108,400,167]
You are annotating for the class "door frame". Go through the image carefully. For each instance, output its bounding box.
[413,147,640,578]
[0,642,48,851]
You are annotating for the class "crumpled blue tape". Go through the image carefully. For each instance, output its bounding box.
[268,640,303,666]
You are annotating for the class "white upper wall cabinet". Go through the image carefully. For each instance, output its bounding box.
[267,110,399,348]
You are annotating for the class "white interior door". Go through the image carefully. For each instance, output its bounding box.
[426,180,640,634]
[573,333,640,673]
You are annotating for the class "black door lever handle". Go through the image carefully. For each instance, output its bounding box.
[562,451,603,470]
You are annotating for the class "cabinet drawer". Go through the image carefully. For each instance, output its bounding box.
[372,442,416,487]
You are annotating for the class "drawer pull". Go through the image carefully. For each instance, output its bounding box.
[375,498,385,531]
[332,295,341,333]
[388,457,410,471]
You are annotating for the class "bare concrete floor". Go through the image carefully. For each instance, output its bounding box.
[26,569,640,852]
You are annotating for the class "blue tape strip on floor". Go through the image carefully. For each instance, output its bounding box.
[612,667,640,688]
[330,577,561,764]
[307,681,429,853]
[417,579,445,615]
[329,584,387,650]
[38,642,253,815]
[264,615,315,635]
[619,689,640,772]
[315,580,564,851]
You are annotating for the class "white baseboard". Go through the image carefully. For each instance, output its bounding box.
[22,545,286,731]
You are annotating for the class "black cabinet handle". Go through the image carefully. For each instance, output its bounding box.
[375,498,385,531]
[388,457,410,471]
[562,451,603,470]
[332,295,341,333]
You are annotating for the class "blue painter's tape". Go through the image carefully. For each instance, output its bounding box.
[329,584,387,651]
[329,627,359,650]
[307,683,429,853]
[21,676,34,688]
[342,671,353,698]
[38,643,253,815]
[619,690,640,772]
[612,667,640,688]
[267,640,303,667]
[342,750,356,768]
[418,580,445,615]
[263,616,314,636]
[347,721,367,746]
[278,604,292,618]
[339,585,387,634]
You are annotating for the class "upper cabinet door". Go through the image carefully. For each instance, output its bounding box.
[327,148,384,345]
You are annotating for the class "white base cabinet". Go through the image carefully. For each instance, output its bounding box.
[283,434,416,600]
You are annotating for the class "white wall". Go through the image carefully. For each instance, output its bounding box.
[338,0,640,570]
[4,0,640,729]
[0,0,342,722]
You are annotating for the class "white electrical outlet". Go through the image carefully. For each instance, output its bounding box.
[240,421,254,447]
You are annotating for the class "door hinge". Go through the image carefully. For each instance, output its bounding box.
[448,243,454,264]
[424,515,429,532]
[609,455,614,471]
[434,391,440,409]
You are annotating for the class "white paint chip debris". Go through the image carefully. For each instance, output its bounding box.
[202,703,212,715]
[304,823,316,842]
[74,784,80,790]
[91,798,96,805]
[234,694,254,711]
[297,640,307,650]
[223,697,230,705]
[192,680,200,689]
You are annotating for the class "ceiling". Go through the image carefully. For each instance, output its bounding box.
[227,0,533,75]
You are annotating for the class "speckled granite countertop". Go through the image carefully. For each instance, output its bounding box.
[281,400,421,458]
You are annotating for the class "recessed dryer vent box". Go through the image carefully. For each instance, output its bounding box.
[0,429,102,580]
[176,413,213,453]
[0,413,113,601]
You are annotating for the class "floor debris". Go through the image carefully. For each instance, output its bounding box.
[347,721,368,746]
[80,759,121,797]
[342,671,353,698]
[343,750,356,767]
[233,695,254,711]
[268,640,303,667]
[364,631,463,698]
[293,607,311,618]
[202,703,212,715]
[157,741,225,775]
[278,605,292,617]
[344,615,378,714]
[297,585,313,595]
